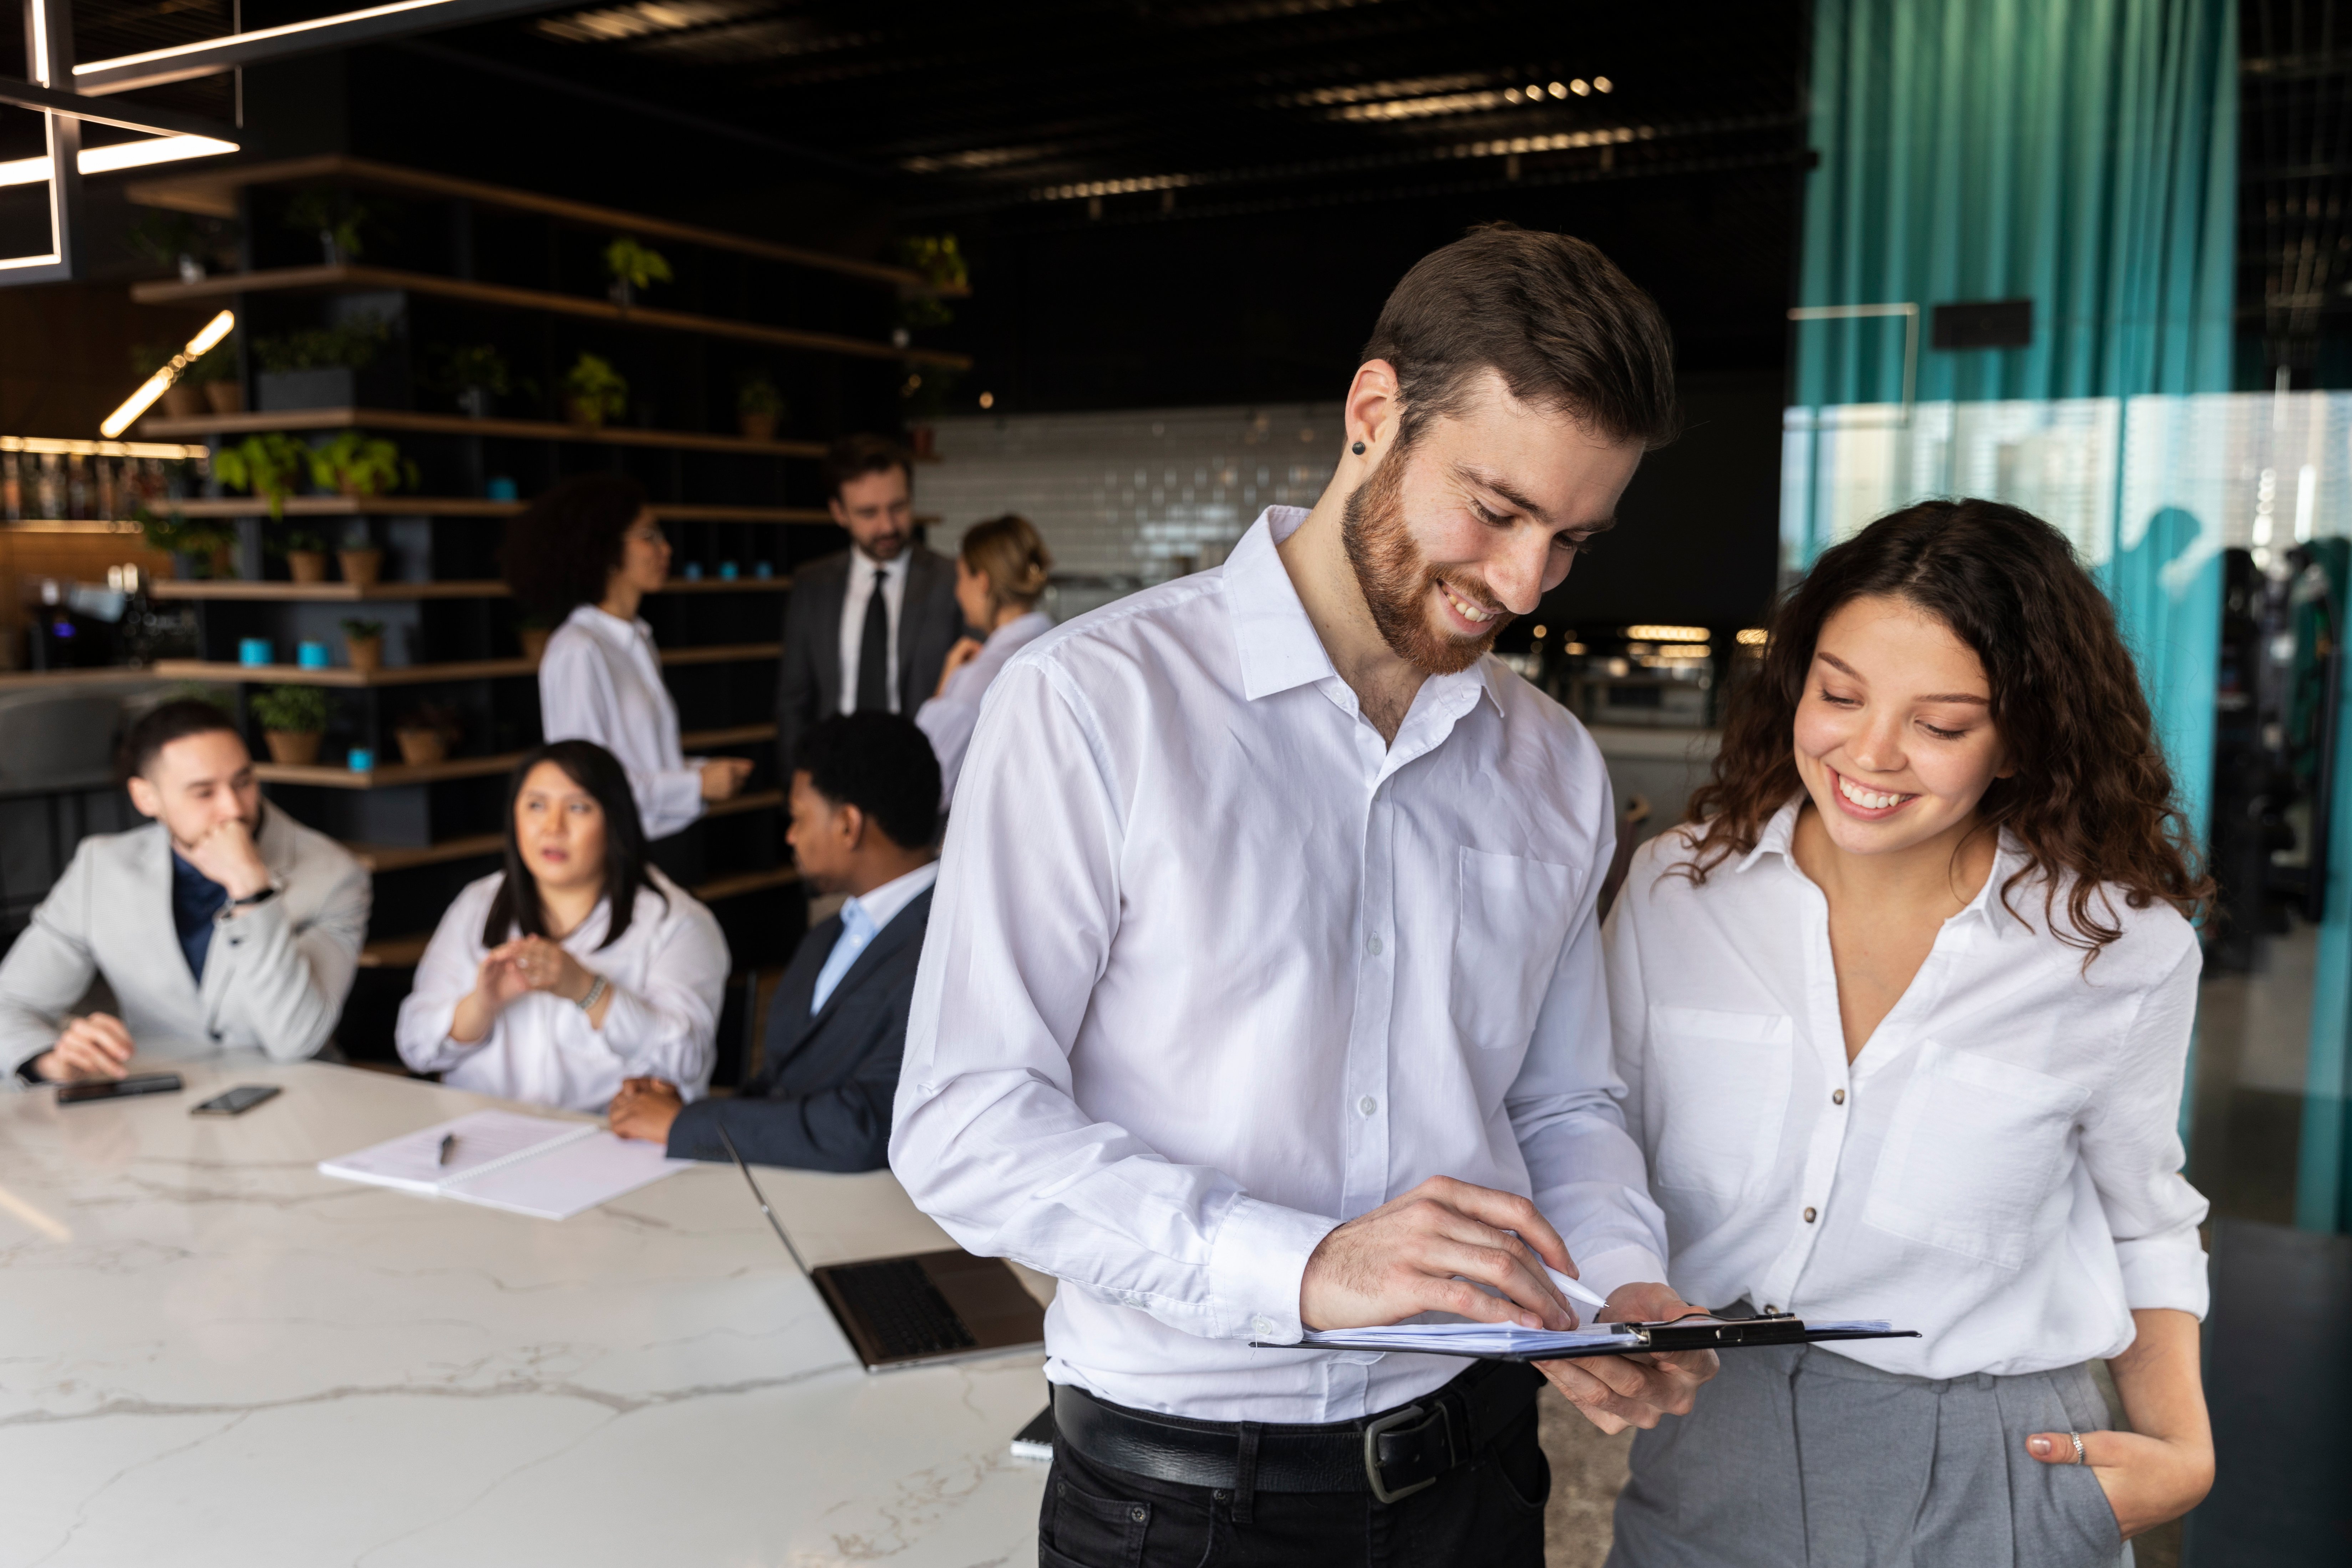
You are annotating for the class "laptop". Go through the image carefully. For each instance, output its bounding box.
[715,1126,1046,1371]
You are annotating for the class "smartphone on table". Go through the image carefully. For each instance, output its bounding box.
[192,1085,281,1117]
[55,1072,184,1104]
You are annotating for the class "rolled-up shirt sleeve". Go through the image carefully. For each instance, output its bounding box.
[2086,939,2211,1318]
[891,660,1338,1345]
[1507,810,1670,1306]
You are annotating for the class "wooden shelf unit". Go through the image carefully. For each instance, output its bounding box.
[344,785,784,872]
[134,406,832,460]
[164,495,836,524]
[131,265,972,371]
[259,727,776,792]
[151,576,791,602]
[163,643,778,689]
[356,858,803,968]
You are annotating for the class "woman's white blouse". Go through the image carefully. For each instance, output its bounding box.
[914,610,1051,808]
[539,605,704,840]
[1604,799,2208,1379]
[394,868,728,1112]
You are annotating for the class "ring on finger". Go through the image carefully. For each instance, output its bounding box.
[2068,1432,2086,1465]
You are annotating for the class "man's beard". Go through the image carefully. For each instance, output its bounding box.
[1340,448,1510,676]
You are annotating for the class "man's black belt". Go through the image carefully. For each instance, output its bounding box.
[1051,1358,1543,1505]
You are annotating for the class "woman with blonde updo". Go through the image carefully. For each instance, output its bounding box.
[915,513,1053,808]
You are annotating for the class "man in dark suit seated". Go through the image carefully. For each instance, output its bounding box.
[608,713,940,1170]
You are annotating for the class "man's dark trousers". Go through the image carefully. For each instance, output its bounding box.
[1037,1375,1549,1566]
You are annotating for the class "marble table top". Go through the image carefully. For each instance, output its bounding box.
[0,1057,1050,1566]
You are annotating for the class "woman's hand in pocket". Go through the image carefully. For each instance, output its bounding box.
[2025,1427,2213,1539]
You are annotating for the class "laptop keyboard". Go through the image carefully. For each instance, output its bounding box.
[829,1258,979,1359]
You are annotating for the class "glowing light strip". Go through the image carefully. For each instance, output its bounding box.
[100,310,235,439]
[0,135,238,189]
[0,436,211,459]
[1623,624,1711,642]
[74,0,457,76]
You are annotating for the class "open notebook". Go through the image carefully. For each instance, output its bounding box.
[319,1109,691,1220]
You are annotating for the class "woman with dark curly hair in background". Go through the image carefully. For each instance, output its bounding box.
[1604,499,2215,1568]
[504,474,752,845]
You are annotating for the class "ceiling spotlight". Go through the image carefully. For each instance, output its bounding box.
[1570,78,1590,96]
[1504,87,1521,103]
[978,391,995,409]
[1528,84,1544,98]
[1548,81,1568,98]
[1594,76,1613,92]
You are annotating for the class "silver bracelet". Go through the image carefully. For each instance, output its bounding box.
[577,974,609,1013]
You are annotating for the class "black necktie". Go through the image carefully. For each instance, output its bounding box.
[856,566,891,712]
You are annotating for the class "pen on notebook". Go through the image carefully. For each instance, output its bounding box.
[437,1133,457,1166]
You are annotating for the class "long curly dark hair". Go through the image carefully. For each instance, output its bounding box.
[1681,498,2210,955]
[500,473,648,618]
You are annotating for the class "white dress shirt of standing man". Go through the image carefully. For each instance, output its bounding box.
[891,224,1716,1567]
[774,435,964,781]
[395,740,728,1113]
[914,512,1055,810]
[2,698,370,1084]
[511,473,754,843]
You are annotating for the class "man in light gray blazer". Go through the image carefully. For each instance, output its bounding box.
[1,699,370,1084]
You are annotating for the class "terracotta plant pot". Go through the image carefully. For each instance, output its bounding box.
[337,548,383,587]
[264,730,323,766]
[565,397,605,429]
[160,382,205,420]
[346,636,383,674]
[394,727,447,766]
[286,550,329,584]
[738,411,777,443]
[204,383,245,415]
[518,628,552,663]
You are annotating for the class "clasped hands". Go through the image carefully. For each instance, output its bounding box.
[1298,1175,1717,1433]
[450,937,610,1044]
[608,1075,684,1144]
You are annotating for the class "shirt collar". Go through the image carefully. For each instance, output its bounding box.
[564,603,650,640]
[1220,506,1506,717]
[1735,795,2029,927]
[1736,796,1807,872]
[844,859,939,935]
[853,547,910,583]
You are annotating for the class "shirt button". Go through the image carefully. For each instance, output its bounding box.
[1251,1315,1275,1336]
[1366,935,1383,956]
[1832,1089,1846,1105]
[1358,1095,1378,1116]
[1803,1206,1819,1223]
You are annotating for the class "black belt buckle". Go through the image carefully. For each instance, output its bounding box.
[1361,1401,1449,1504]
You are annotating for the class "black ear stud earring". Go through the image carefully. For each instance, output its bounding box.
[1351,441,1366,455]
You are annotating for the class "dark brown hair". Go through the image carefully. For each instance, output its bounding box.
[958,513,1053,615]
[484,740,664,949]
[501,473,649,618]
[822,433,913,500]
[1363,221,1678,452]
[1681,498,2210,955]
[119,696,238,781]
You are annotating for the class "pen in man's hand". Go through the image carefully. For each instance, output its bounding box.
[438,1133,457,1166]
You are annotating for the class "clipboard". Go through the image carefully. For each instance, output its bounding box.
[1262,1311,1920,1362]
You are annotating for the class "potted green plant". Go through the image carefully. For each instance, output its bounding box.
[562,352,628,428]
[308,431,417,502]
[427,343,513,418]
[250,684,329,766]
[252,315,391,412]
[604,235,672,308]
[394,700,460,766]
[285,187,367,267]
[278,526,330,583]
[212,432,311,521]
[181,336,243,416]
[340,617,385,674]
[138,505,237,580]
[736,370,786,442]
[336,520,383,589]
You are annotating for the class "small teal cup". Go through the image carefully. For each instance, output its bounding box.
[347,748,375,772]
[296,640,330,669]
[237,638,272,666]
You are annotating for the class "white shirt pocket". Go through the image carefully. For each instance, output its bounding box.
[1863,1039,2092,1270]
[1450,847,1578,1049]
[1646,1006,1794,1228]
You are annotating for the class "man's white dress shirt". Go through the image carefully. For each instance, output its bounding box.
[539,605,706,840]
[1606,802,2209,1380]
[891,506,1667,1425]
[914,609,1052,808]
[811,861,940,1014]
[396,868,729,1113]
[836,549,910,714]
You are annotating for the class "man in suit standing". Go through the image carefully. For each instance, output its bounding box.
[775,435,964,782]
[609,713,938,1170]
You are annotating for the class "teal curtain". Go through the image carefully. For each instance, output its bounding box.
[1797,0,2237,409]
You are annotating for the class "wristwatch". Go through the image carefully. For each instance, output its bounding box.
[231,885,279,908]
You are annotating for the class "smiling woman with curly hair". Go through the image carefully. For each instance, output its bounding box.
[1604,498,2216,1568]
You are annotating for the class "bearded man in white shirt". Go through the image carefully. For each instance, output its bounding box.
[892,223,1716,1566]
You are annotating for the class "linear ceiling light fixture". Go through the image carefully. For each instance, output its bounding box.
[72,0,579,96]
[101,311,235,439]
[0,135,240,189]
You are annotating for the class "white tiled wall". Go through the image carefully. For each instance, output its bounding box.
[916,402,1345,615]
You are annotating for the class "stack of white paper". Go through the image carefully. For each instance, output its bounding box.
[319,1109,691,1220]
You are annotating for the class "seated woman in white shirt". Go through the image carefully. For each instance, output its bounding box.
[1605,498,2214,1567]
[395,740,730,1113]
[506,473,753,844]
[913,513,1053,808]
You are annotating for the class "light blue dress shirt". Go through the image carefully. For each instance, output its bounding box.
[809,861,939,1015]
